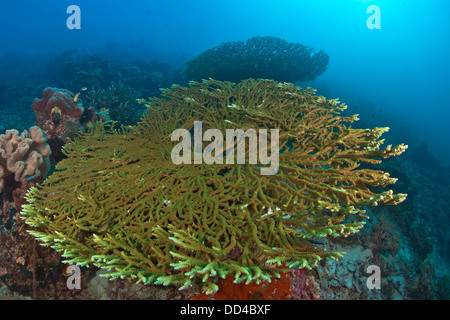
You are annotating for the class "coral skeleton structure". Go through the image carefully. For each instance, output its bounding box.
[21,79,407,294]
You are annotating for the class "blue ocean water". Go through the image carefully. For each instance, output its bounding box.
[0,0,449,301]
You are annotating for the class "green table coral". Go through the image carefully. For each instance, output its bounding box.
[21,79,407,293]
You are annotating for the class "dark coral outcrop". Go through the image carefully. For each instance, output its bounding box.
[183,36,329,83]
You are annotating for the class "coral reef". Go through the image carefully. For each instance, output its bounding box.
[21,79,406,295]
[0,218,109,300]
[190,269,292,300]
[363,213,401,260]
[183,36,329,83]
[289,268,321,300]
[190,267,320,300]
[437,273,450,300]
[2,47,445,300]
[0,127,51,193]
[315,242,381,299]
[45,52,184,98]
[85,82,145,126]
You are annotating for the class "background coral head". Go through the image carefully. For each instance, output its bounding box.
[32,87,84,125]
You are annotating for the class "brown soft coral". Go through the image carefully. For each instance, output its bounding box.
[31,87,101,162]
[0,126,51,192]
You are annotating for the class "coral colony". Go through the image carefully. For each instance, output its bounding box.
[171,120,280,175]
[183,36,329,83]
[20,79,406,294]
[8,36,444,299]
